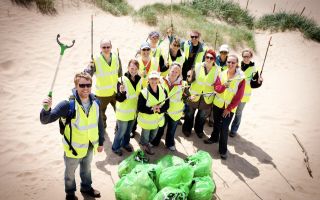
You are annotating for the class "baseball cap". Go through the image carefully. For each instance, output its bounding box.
[219,44,229,52]
[140,42,150,50]
[148,71,160,79]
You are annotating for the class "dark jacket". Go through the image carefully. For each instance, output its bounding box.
[40,89,105,146]
[137,85,169,114]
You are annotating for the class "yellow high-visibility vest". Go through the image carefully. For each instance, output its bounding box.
[137,85,166,130]
[138,57,159,88]
[242,65,257,103]
[63,100,99,158]
[160,52,185,77]
[162,80,185,121]
[184,42,207,66]
[189,62,220,104]
[94,53,119,97]
[213,69,245,113]
[116,76,142,121]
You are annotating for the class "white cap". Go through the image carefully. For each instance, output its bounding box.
[219,44,229,52]
[140,42,150,50]
[148,71,160,79]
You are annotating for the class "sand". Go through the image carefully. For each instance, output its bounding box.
[0,0,320,199]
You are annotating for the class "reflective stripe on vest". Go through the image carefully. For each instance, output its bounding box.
[116,76,142,121]
[189,63,220,104]
[63,100,100,158]
[162,81,185,121]
[94,54,118,97]
[137,85,166,129]
[184,42,206,65]
[242,65,256,103]
[161,53,185,77]
[213,69,245,113]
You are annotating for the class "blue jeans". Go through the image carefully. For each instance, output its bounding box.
[112,119,135,152]
[64,144,93,195]
[151,114,179,148]
[210,105,234,155]
[230,102,246,133]
[182,105,208,134]
[140,128,159,146]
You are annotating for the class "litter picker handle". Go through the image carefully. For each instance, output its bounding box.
[260,36,272,76]
[56,34,75,55]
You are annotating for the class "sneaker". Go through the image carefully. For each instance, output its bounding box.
[149,143,154,148]
[80,188,101,198]
[182,130,191,137]
[203,138,217,144]
[220,153,228,160]
[196,132,204,138]
[143,144,154,155]
[168,146,176,151]
[66,194,78,200]
[229,131,237,137]
[130,131,137,138]
[123,144,133,152]
[113,149,123,156]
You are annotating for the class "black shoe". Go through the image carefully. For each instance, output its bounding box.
[177,120,182,125]
[66,194,78,200]
[80,188,101,198]
[182,130,191,137]
[208,121,214,127]
[220,153,228,160]
[203,138,216,144]
[196,132,204,138]
[123,145,133,152]
[229,131,237,137]
[113,149,123,156]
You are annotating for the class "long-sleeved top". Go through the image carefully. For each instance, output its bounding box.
[225,79,245,112]
[137,85,169,114]
[241,61,255,72]
[40,89,105,146]
[181,41,205,80]
[116,72,142,102]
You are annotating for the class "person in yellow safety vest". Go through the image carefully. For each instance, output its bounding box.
[204,55,246,160]
[85,39,121,129]
[181,30,207,80]
[229,49,263,137]
[138,42,160,88]
[137,71,169,155]
[151,63,187,151]
[148,31,164,68]
[182,49,224,138]
[112,59,142,156]
[208,44,229,127]
[161,37,185,77]
[40,72,104,200]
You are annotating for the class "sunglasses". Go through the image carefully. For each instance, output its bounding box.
[220,51,228,54]
[205,56,214,60]
[187,75,191,78]
[242,56,250,58]
[191,36,199,39]
[79,83,92,88]
[142,48,150,51]
[102,46,111,49]
[173,44,180,47]
[227,61,237,64]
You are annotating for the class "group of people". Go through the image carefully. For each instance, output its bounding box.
[40,29,262,200]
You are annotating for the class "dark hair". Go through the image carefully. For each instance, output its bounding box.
[170,37,181,45]
[128,59,139,69]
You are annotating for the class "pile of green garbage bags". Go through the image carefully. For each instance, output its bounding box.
[115,150,216,200]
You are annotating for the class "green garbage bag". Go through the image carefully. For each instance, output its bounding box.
[158,164,194,194]
[118,150,149,178]
[115,170,157,200]
[131,164,161,183]
[188,176,216,200]
[157,155,185,171]
[154,187,187,200]
[185,150,212,177]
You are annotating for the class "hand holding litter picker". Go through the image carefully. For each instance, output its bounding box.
[44,34,75,110]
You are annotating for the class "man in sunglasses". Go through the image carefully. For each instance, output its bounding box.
[181,30,207,81]
[40,72,105,200]
[85,39,122,129]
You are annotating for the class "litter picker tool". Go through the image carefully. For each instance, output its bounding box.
[91,15,94,61]
[260,36,272,76]
[44,34,75,110]
[117,48,123,84]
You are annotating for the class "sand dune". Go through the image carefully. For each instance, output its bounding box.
[0,0,320,199]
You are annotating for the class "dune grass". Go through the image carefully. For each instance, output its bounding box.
[11,0,57,14]
[256,12,320,42]
[134,3,255,50]
[192,0,254,29]
[94,0,133,16]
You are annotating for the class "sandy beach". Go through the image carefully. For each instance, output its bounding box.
[0,0,320,199]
